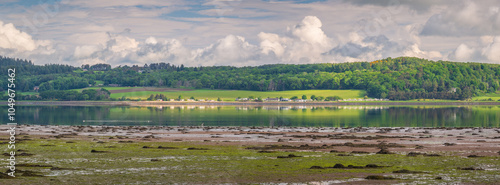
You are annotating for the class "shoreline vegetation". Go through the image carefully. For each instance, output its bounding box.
[6,100,500,106]
[1,125,498,184]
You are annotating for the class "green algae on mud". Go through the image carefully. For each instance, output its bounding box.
[2,137,500,185]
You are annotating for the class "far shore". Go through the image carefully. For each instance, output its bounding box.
[6,100,500,106]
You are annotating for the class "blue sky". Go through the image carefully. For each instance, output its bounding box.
[1,0,499,66]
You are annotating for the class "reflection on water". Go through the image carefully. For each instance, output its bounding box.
[150,105,390,110]
[2,105,500,127]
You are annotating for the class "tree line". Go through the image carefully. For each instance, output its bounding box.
[1,55,499,100]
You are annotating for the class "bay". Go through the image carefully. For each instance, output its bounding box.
[3,105,500,127]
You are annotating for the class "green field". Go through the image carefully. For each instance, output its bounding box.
[94,80,105,85]
[72,69,85,73]
[79,86,135,92]
[11,86,500,102]
[85,87,133,90]
[106,89,366,101]
[472,92,500,101]
[4,91,38,96]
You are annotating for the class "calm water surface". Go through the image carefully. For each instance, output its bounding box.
[3,105,500,127]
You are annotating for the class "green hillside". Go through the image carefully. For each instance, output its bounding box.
[2,55,500,101]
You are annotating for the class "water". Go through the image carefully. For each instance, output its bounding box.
[3,105,500,127]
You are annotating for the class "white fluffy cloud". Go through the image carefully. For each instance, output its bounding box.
[71,33,140,65]
[325,23,442,63]
[290,16,331,49]
[192,35,259,66]
[0,21,39,52]
[0,21,54,59]
[74,45,100,59]
[421,1,500,36]
[446,36,500,63]
[403,44,443,59]
[73,33,259,67]
[482,36,500,62]
[450,43,475,61]
[258,16,333,63]
[259,32,286,58]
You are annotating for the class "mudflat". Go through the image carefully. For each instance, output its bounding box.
[1,125,499,184]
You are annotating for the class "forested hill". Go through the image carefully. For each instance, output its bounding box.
[2,55,500,100]
[0,56,74,75]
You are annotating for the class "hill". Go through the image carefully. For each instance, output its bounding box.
[1,56,499,100]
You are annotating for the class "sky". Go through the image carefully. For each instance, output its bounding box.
[1,0,500,67]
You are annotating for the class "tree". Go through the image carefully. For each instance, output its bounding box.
[302,95,307,100]
[147,94,154,101]
[460,86,472,100]
[96,89,110,100]
[291,96,298,100]
[217,97,222,101]
[178,95,183,100]
[325,96,342,101]
[310,95,316,100]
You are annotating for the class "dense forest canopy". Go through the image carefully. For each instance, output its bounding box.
[1,55,499,100]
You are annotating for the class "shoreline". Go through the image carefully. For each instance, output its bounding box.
[8,100,500,106]
[1,125,499,184]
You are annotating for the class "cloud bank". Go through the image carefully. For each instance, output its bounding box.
[1,0,500,66]
[58,16,441,67]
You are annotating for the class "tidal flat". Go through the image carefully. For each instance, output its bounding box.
[1,125,500,184]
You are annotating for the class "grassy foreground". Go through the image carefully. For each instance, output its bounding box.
[2,136,499,184]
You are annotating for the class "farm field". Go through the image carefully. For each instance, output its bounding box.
[472,92,500,101]
[100,88,366,101]
[11,86,500,103]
